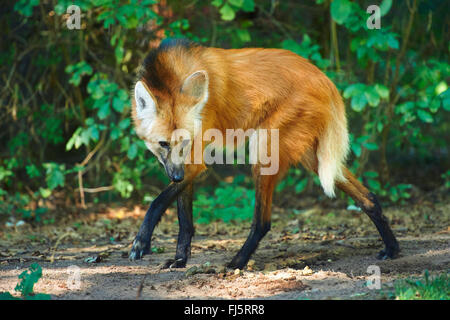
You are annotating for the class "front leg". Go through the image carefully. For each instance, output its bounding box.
[129,181,188,261]
[162,182,194,268]
[227,170,280,269]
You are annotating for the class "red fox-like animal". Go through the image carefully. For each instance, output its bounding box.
[129,39,399,269]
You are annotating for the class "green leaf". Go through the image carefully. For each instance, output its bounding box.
[295,179,308,194]
[440,89,450,111]
[435,81,448,95]
[115,45,124,63]
[220,3,235,21]
[375,84,390,99]
[364,171,379,178]
[229,0,244,7]
[396,101,415,114]
[65,62,93,86]
[417,110,433,123]
[44,163,65,190]
[380,0,393,16]
[119,118,131,130]
[242,0,255,12]
[343,83,365,99]
[281,39,302,55]
[236,28,251,42]
[330,0,352,25]
[15,263,43,297]
[98,102,111,120]
[352,143,362,157]
[118,89,129,101]
[47,171,65,190]
[351,94,368,112]
[110,127,121,140]
[26,164,41,178]
[211,0,223,7]
[430,98,440,112]
[377,122,384,133]
[387,34,399,49]
[127,143,138,160]
[39,188,52,198]
[14,0,39,17]
[363,142,379,150]
[112,97,125,112]
[367,178,381,191]
[365,87,381,107]
[151,246,165,254]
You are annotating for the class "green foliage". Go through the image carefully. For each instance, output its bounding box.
[151,246,165,254]
[213,0,255,21]
[0,263,51,300]
[394,270,449,300]
[442,171,450,189]
[2,0,173,219]
[330,0,352,25]
[276,168,309,194]
[13,0,39,17]
[65,62,93,86]
[343,83,389,112]
[194,179,255,224]
[1,0,448,222]
[281,35,330,69]
[44,163,66,190]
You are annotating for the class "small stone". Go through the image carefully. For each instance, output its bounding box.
[302,266,314,275]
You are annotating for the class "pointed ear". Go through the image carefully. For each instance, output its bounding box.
[182,71,209,121]
[181,70,209,100]
[134,80,156,120]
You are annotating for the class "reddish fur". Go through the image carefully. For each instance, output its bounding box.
[132,44,371,225]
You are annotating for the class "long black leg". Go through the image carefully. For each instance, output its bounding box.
[162,182,194,268]
[363,192,400,259]
[129,181,188,260]
[227,174,273,269]
[335,168,400,259]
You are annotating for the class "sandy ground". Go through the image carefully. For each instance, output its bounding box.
[0,195,449,300]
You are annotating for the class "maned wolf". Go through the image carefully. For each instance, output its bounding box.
[128,39,399,269]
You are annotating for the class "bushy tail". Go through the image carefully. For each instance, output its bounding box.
[316,98,349,198]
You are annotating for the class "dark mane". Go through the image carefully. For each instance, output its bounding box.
[158,38,194,51]
[138,38,198,91]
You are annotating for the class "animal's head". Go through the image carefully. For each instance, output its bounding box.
[132,70,209,183]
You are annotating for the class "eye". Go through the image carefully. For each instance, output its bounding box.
[159,141,170,148]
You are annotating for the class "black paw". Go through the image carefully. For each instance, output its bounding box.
[227,257,247,270]
[162,258,186,269]
[377,244,400,260]
[129,237,150,261]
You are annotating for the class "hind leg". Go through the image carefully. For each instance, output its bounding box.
[336,167,400,259]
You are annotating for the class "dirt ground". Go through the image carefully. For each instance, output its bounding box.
[0,189,449,300]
